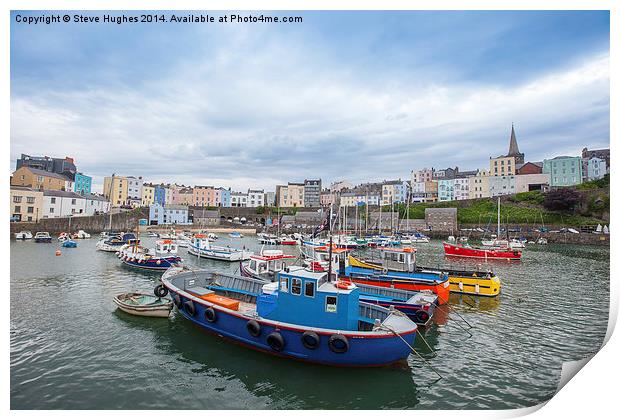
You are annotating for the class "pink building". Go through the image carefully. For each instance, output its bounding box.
[193,186,217,207]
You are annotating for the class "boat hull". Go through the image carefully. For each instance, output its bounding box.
[443,242,521,260]
[188,244,251,261]
[120,256,182,270]
[165,287,416,367]
[113,296,173,318]
[34,238,52,243]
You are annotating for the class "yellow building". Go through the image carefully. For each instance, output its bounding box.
[469,170,490,199]
[286,183,305,207]
[141,184,155,206]
[103,175,128,207]
[10,186,44,222]
[490,155,516,176]
[11,167,68,191]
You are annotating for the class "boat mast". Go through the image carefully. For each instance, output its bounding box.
[497,197,501,239]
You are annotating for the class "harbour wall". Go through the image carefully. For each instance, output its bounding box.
[9,209,149,235]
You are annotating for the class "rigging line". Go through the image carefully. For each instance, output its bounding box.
[382,324,443,381]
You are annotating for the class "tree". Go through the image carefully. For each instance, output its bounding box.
[543,188,583,212]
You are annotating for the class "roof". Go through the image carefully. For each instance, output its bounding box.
[43,190,85,198]
[164,205,188,210]
[194,209,219,218]
[508,124,521,156]
[19,167,70,180]
[425,207,457,215]
[83,193,109,202]
[10,186,43,193]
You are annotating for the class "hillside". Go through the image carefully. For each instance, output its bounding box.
[396,175,610,227]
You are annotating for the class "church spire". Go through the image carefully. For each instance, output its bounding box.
[508,123,520,156]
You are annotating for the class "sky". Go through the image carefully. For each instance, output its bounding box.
[10,10,610,193]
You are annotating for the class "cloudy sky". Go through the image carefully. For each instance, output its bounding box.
[10,10,610,193]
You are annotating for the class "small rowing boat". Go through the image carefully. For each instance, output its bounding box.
[113,293,173,317]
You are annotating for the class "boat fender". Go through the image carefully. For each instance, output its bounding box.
[156,259,161,265]
[154,284,168,297]
[486,273,491,279]
[246,320,261,337]
[184,300,196,317]
[301,331,320,350]
[415,310,430,324]
[266,331,285,352]
[382,267,388,275]
[475,284,480,294]
[173,294,182,308]
[328,334,349,354]
[440,272,448,281]
[458,282,463,291]
[204,307,217,323]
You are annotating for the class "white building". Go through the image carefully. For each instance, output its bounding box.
[231,192,248,207]
[583,157,607,181]
[126,176,143,206]
[247,189,265,207]
[43,190,87,218]
[454,177,470,200]
[84,194,111,216]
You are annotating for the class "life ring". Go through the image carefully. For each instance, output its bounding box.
[154,284,168,297]
[335,280,354,290]
[415,310,430,324]
[266,332,285,352]
[301,331,320,350]
[328,334,349,353]
[173,294,182,308]
[184,300,196,316]
[246,320,261,337]
[204,307,217,323]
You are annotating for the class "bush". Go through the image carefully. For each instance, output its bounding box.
[543,188,583,211]
[512,191,545,204]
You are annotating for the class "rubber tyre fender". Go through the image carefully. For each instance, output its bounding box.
[246,320,261,337]
[204,307,217,323]
[415,310,430,324]
[173,293,182,308]
[154,284,168,297]
[183,300,196,317]
[266,331,285,352]
[301,331,320,350]
[328,334,349,354]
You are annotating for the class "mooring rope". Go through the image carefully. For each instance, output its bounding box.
[382,325,443,381]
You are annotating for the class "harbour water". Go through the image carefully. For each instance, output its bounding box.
[10,236,609,409]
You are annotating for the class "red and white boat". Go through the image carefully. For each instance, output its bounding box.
[443,242,522,260]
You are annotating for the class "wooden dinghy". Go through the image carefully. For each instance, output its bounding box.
[113,293,173,318]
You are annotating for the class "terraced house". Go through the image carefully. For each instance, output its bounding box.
[10,186,44,222]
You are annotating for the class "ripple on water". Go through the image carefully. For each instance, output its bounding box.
[10,239,609,409]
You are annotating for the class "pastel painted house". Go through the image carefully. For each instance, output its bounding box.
[543,156,583,187]
[149,204,189,225]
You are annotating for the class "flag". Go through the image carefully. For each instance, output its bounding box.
[312,208,331,237]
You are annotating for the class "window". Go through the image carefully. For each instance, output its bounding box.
[51,197,56,204]
[27,207,34,213]
[14,205,21,212]
[13,196,22,203]
[325,296,337,313]
[71,199,76,205]
[305,281,315,298]
[49,208,54,213]
[291,278,302,295]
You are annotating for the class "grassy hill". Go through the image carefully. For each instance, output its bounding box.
[395,175,610,227]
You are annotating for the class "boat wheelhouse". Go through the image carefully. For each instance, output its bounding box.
[159,266,418,367]
[188,235,251,261]
[117,239,182,270]
[337,247,448,303]
[240,249,297,281]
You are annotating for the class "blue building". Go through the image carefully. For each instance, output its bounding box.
[438,179,455,202]
[154,185,166,205]
[149,204,189,225]
[219,187,231,207]
[73,172,92,195]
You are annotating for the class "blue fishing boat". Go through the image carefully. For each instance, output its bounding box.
[158,266,418,367]
[118,239,182,270]
[229,231,243,239]
[61,239,78,248]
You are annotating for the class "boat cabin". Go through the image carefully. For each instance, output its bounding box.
[374,247,417,272]
[246,250,295,277]
[257,267,360,331]
[155,239,178,255]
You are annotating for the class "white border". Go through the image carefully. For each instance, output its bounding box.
[3,1,616,419]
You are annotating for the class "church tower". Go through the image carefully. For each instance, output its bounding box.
[507,123,525,165]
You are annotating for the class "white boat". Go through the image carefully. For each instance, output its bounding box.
[34,232,52,243]
[58,232,71,242]
[536,237,548,245]
[258,233,279,245]
[229,231,243,239]
[509,238,526,249]
[113,293,173,318]
[14,231,33,240]
[188,235,251,261]
[74,230,91,239]
[567,228,580,234]
[96,232,138,252]
[176,232,193,248]
[604,225,609,234]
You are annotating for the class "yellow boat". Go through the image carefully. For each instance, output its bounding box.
[347,251,501,297]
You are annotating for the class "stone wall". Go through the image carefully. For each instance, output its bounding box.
[9,208,149,235]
